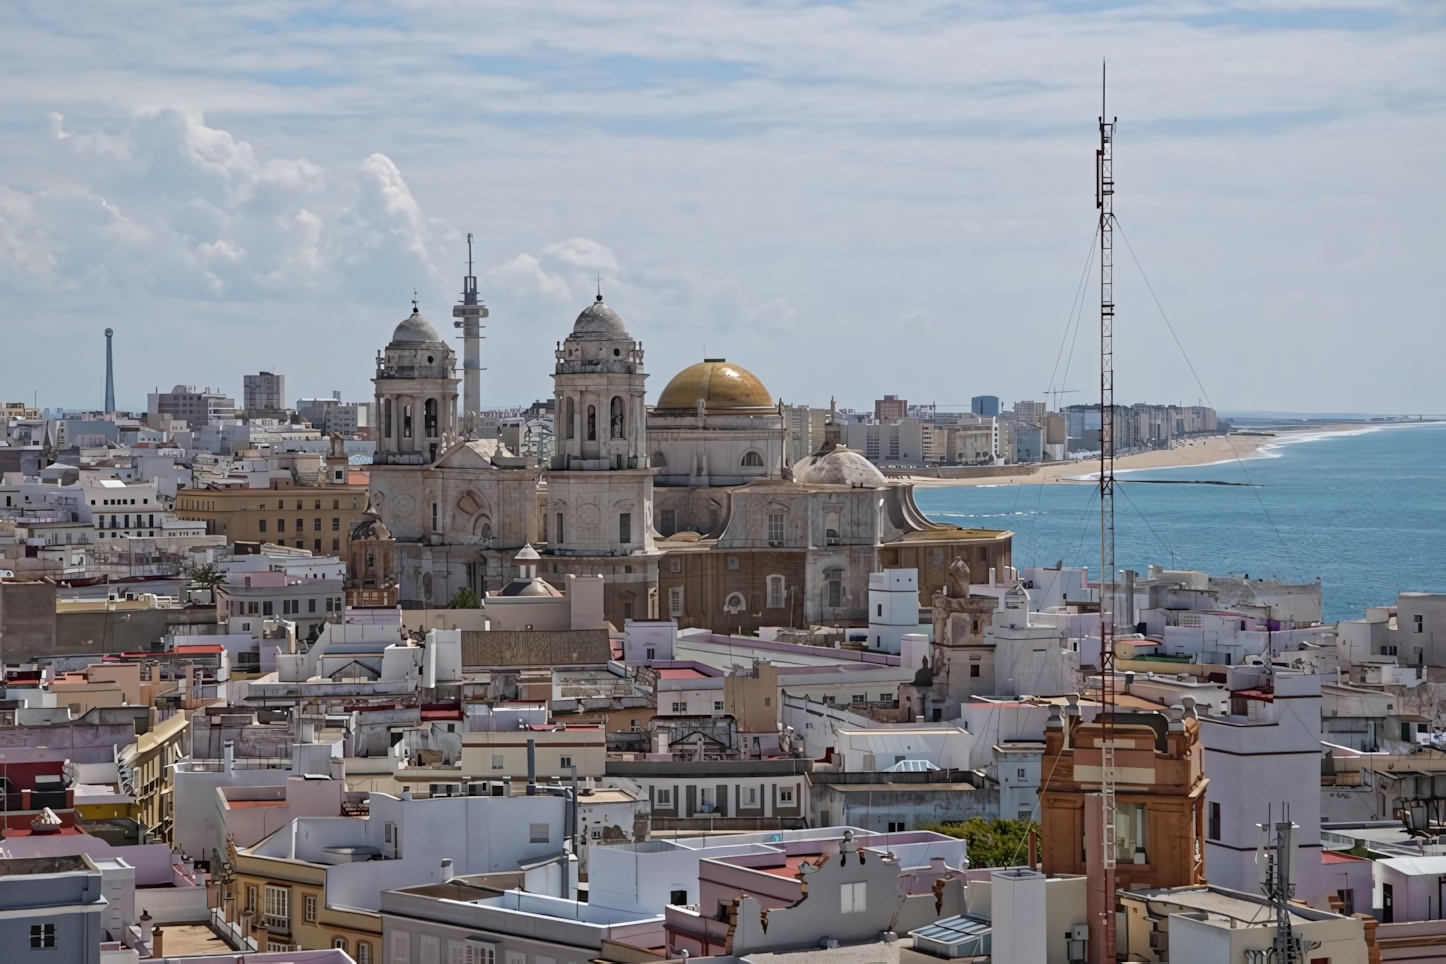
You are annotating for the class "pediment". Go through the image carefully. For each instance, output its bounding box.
[435,439,506,470]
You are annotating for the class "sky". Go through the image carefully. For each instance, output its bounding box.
[1,1,1443,416]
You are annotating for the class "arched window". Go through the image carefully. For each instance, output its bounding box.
[383,399,393,439]
[424,398,438,437]
[402,404,413,439]
[566,397,575,439]
[332,938,348,953]
[610,396,625,438]
[652,451,667,468]
[741,451,764,467]
[587,405,597,441]
[766,575,785,609]
[724,591,747,614]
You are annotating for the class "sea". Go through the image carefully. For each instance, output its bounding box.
[912,422,1446,624]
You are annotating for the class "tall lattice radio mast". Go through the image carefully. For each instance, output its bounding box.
[1095,62,1119,964]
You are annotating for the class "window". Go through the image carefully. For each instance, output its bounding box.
[358,942,374,964]
[566,397,575,439]
[1115,803,1148,863]
[741,451,764,467]
[263,601,274,616]
[969,664,981,678]
[587,404,597,441]
[668,555,681,574]
[492,754,504,770]
[1208,801,1221,841]
[672,701,686,712]
[530,823,550,843]
[660,508,677,536]
[315,538,322,551]
[1415,614,1424,633]
[670,889,689,906]
[887,821,906,832]
[619,512,631,544]
[305,894,318,922]
[700,787,717,812]
[714,700,724,711]
[560,755,573,769]
[1017,768,1027,780]
[656,787,673,807]
[421,934,441,964]
[610,396,625,438]
[333,538,340,550]
[462,942,498,964]
[556,512,565,546]
[391,931,411,964]
[827,577,842,609]
[333,937,348,952]
[745,786,758,806]
[768,512,784,545]
[727,555,739,570]
[264,884,290,928]
[425,399,438,438]
[779,786,795,804]
[851,694,865,703]
[766,575,785,609]
[403,404,413,438]
[309,598,317,613]
[312,517,321,531]
[30,923,56,948]
[840,881,867,914]
[669,587,684,617]
[877,603,883,617]
[259,519,267,533]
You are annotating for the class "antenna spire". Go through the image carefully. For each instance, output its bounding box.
[412,288,418,311]
[596,273,603,303]
[1091,58,1120,964]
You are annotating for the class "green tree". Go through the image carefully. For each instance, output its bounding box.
[447,587,482,609]
[924,817,1034,868]
[186,562,226,589]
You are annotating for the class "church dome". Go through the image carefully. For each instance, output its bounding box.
[655,359,775,413]
[793,446,888,487]
[571,297,630,341]
[391,307,442,345]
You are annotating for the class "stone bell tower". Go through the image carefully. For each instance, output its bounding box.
[547,295,654,554]
[373,302,459,466]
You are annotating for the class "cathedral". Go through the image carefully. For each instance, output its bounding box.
[363,289,1013,632]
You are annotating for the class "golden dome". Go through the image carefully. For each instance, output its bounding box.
[655,359,775,413]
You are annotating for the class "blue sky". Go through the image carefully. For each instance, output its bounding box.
[1,1,1443,414]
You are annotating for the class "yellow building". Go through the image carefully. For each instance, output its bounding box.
[118,711,189,845]
[227,836,381,960]
[175,481,371,556]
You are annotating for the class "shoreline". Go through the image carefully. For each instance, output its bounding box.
[903,422,1385,488]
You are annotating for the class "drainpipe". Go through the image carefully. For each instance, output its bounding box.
[527,738,536,796]
[569,764,578,853]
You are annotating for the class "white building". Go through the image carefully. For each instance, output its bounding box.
[868,568,921,654]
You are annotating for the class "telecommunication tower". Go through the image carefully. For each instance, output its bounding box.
[104,328,116,413]
[1094,62,1119,964]
[453,233,489,426]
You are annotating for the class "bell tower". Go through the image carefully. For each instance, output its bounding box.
[547,295,654,557]
[373,302,459,466]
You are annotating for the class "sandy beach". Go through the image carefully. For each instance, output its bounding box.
[904,423,1368,488]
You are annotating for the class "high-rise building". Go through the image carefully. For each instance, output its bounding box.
[1012,400,1046,424]
[147,386,236,428]
[243,372,287,418]
[874,395,907,421]
[970,395,1000,417]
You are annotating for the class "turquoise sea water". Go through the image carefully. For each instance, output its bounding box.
[912,423,1446,624]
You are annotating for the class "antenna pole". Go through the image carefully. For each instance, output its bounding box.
[1094,60,1119,964]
